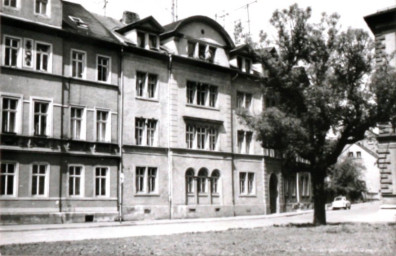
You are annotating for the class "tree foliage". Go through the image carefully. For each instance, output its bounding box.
[240,4,396,225]
[326,158,367,202]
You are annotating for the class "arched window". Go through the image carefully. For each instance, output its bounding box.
[197,168,208,193]
[211,169,220,194]
[185,168,194,194]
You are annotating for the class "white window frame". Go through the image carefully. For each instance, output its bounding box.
[70,49,86,79]
[185,123,219,151]
[3,35,22,68]
[67,165,84,197]
[135,71,158,99]
[236,91,253,111]
[96,54,111,83]
[3,0,18,9]
[34,0,50,17]
[148,33,159,50]
[239,171,255,196]
[186,81,218,108]
[0,93,23,134]
[94,166,110,197]
[35,41,52,73]
[70,106,86,140]
[135,166,158,194]
[95,109,111,143]
[135,118,158,146]
[0,161,19,197]
[30,163,49,197]
[29,97,53,137]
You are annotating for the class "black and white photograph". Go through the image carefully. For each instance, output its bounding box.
[0,0,395,255]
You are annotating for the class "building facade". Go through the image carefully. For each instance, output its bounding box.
[365,6,396,214]
[0,0,311,224]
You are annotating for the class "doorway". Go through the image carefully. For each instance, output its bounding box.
[269,174,278,214]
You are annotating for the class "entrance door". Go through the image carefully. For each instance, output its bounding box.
[269,174,278,214]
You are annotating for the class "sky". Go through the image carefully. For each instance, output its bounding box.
[68,0,396,42]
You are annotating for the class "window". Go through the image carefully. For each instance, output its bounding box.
[136,167,145,193]
[284,177,290,197]
[237,130,253,154]
[136,72,158,99]
[356,151,362,158]
[2,98,18,133]
[4,36,20,67]
[236,91,252,110]
[1,163,16,196]
[148,34,158,49]
[185,123,219,151]
[240,172,255,195]
[211,170,220,194]
[96,110,110,142]
[135,118,157,146]
[71,50,85,78]
[348,152,354,158]
[146,119,157,146]
[97,55,110,83]
[69,16,88,29]
[188,41,217,63]
[290,176,296,197]
[188,41,195,57]
[236,56,252,73]
[197,168,208,193]
[34,101,49,136]
[35,0,48,16]
[137,32,145,48]
[185,169,194,194]
[68,166,83,196]
[147,74,157,98]
[35,42,51,72]
[245,59,252,74]
[95,167,109,197]
[31,164,48,196]
[135,166,157,194]
[70,107,85,140]
[186,81,218,107]
[4,0,17,8]
[237,56,243,70]
[301,174,310,197]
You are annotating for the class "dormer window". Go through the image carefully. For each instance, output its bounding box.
[187,41,217,63]
[137,32,145,48]
[236,56,252,74]
[69,16,88,29]
[148,34,158,49]
[35,0,48,16]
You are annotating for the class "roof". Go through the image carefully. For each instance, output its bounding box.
[116,16,164,34]
[62,1,120,44]
[341,142,378,159]
[364,6,396,33]
[162,16,235,48]
[230,44,259,61]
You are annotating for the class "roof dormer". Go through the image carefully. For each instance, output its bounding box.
[116,15,164,50]
[230,44,259,75]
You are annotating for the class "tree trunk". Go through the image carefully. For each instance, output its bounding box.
[312,168,327,225]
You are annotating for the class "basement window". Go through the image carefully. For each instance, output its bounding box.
[69,16,88,29]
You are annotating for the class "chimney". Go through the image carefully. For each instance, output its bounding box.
[121,11,140,24]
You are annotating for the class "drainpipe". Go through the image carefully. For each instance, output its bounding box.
[118,46,125,222]
[230,72,238,216]
[167,53,173,219]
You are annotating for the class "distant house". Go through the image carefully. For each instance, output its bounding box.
[339,131,381,200]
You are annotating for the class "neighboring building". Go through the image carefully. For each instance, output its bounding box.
[0,0,311,223]
[339,132,381,200]
[0,0,121,224]
[365,7,396,213]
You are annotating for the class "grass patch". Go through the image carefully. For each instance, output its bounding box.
[1,223,395,255]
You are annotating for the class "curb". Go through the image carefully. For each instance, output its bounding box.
[0,210,312,233]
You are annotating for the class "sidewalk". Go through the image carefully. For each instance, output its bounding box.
[0,210,312,233]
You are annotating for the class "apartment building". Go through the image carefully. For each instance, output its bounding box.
[0,0,312,223]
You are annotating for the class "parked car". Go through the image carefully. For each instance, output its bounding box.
[331,196,351,210]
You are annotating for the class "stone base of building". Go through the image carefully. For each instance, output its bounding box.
[0,212,118,225]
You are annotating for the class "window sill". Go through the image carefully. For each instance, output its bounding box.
[34,13,50,19]
[96,79,112,85]
[135,97,159,103]
[239,194,257,198]
[186,148,218,152]
[135,193,160,197]
[93,196,111,199]
[186,104,219,111]
[198,193,209,197]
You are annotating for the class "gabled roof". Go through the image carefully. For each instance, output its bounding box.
[62,1,119,44]
[230,44,259,61]
[116,16,164,34]
[341,142,378,159]
[162,16,235,48]
[364,6,396,33]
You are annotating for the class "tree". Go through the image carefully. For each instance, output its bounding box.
[240,4,396,225]
[326,158,367,202]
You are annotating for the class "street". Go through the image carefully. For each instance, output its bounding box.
[0,201,393,246]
